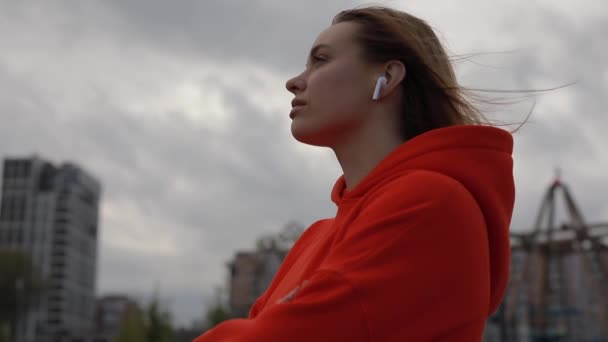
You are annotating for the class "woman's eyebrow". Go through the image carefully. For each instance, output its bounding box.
[309,44,332,59]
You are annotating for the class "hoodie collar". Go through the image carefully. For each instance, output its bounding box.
[331,125,513,206]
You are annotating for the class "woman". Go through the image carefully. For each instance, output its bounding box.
[196,6,515,341]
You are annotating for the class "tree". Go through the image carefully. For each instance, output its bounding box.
[276,221,304,250]
[114,303,146,342]
[256,221,304,252]
[204,286,231,329]
[144,296,174,342]
[109,296,173,342]
[206,304,231,328]
[0,321,9,342]
[0,249,44,341]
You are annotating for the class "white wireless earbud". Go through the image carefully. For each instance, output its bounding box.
[372,76,387,100]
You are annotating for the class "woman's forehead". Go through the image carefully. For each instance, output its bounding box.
[311,22,359,51]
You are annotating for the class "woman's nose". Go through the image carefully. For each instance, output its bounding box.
[286,74,306,94]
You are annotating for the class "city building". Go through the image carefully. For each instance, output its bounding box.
[225,225,304,318]
[227,248,286,317]
[93,295,143,342]
[0,156,101,342]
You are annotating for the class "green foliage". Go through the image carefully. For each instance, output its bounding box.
[144,297,174,342]
[0,321,9,342]
[256,221,304,252]
[206,304,231,328]
[114,304,146,342]
[113,295,175,342]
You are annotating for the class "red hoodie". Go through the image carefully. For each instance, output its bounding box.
[195,125,515,341]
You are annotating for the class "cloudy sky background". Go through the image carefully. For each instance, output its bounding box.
[1,0,606,327]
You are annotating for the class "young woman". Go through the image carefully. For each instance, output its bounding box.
[196,6,515,341]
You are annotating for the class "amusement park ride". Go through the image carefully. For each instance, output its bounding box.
[493,174,608,341]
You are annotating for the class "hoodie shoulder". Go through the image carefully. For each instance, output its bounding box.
[354,169,508,317]
[362,170,479,217]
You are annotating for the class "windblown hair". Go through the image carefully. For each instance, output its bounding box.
[333,7,492,140]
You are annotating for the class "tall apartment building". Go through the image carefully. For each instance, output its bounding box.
[0,157,101,342]
[227,248,286,317]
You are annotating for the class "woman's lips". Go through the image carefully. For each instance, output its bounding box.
[290,105,305,118]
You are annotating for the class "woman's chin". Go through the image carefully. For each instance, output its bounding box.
[291,122,330,147]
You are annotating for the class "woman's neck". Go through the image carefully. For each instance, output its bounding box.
[332,122,403,191]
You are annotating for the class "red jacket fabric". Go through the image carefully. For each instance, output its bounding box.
[195,125,515,341]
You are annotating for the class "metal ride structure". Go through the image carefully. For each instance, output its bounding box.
[495,175,608,341]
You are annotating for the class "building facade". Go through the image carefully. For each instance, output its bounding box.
[227,248,286,318]
[0,157,101,342]
[93,295,143,342]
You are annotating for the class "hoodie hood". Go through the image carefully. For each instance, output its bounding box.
[331,124,515,315]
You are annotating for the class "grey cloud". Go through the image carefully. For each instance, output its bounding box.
[0,0,363,75]
[483,5,608,231]
[103,0,362,72]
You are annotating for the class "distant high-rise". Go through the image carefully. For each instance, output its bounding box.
[0,156,101,342]
[227,249,285,318]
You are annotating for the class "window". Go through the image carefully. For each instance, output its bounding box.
[16,161,24,176]
[50,272,65,281]
[3,161,13,179]
[38,164,56,192]
[17,196,25,221]
[230,264,237,277]
[50,284,64,291]
[55,217,69,224]
[80,190,95,206]
[53,239,67,248]
[13,161,21,177]
[16,229,23,244]
[51,261,66,269]
[8,198,15,222]
[47,318,61,325]
[0,196,7,220]
[23,161,32,178]
[51,250,66,258]
[88,224,97,237]
[4,197,13,221]
[2,196,26,222]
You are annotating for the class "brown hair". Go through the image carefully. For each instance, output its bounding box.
[333,6,491,140]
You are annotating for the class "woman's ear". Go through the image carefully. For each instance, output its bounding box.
[381,60,406,97]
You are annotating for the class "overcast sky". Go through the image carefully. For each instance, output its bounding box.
[1,0,606,328]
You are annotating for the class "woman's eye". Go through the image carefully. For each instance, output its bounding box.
[305,55,328,69]
[312,55,327,63]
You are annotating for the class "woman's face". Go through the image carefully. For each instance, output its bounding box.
[286,22,378,147]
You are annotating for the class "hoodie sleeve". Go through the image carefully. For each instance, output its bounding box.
[193,269,370,342]
[194,171,497,342]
